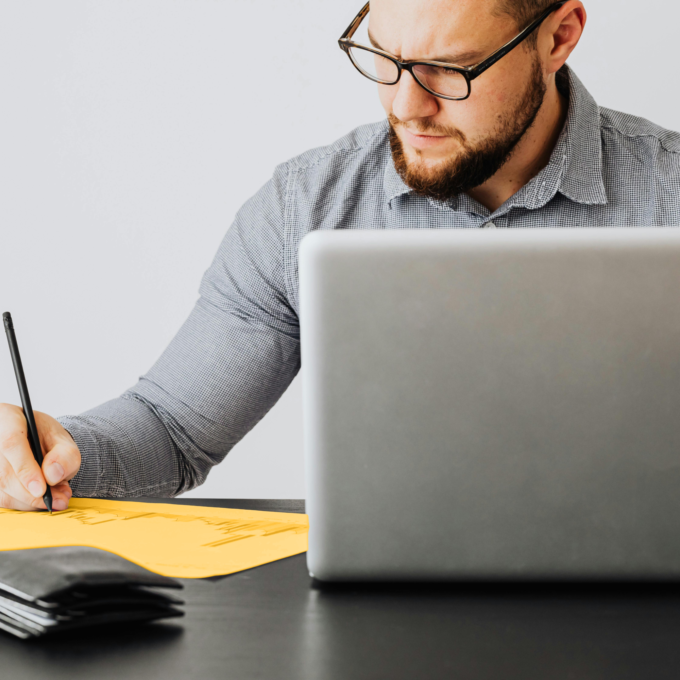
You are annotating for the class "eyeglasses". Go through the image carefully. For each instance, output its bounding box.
[338,1,567,101]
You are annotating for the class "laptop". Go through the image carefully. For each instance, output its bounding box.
[299,228,680,581]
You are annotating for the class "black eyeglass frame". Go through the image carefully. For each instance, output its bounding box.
[338,0,568,101]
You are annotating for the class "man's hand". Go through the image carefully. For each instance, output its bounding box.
[0,403,81,511]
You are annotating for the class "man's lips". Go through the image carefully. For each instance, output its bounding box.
[401,126,450,150]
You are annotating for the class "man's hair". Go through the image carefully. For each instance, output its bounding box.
[493,0,556,48]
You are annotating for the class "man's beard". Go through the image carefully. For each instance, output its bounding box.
[388,55,547,202]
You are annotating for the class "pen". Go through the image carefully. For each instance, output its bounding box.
[3,312,53,513]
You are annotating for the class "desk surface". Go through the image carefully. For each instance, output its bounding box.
[3,498,680,680]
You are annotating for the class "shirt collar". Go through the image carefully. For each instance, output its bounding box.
[383,64,608,214]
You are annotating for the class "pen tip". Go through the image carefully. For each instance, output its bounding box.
[44,496,53,514]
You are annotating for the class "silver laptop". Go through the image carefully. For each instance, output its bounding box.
[299,228,680,581]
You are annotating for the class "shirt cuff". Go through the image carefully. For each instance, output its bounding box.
[56,416,104,497]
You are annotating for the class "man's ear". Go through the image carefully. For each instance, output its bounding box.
[543,1,587,75]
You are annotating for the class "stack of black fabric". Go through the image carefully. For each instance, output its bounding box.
[0,546,184,639]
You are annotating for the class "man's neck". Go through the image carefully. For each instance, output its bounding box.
[466,80,569,214]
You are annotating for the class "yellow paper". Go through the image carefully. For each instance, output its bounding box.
[0,498,308,579]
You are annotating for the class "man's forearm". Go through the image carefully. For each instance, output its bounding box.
[57,301,301,499]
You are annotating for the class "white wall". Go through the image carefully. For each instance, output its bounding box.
[1,0,678,499]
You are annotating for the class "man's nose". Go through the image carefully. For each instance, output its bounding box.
[391,70,439,123]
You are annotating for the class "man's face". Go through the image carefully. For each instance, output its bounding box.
[369,0,549,200]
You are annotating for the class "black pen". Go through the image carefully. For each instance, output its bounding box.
[3,312,53,513]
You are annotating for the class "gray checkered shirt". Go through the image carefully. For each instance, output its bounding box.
[58,65,680,498]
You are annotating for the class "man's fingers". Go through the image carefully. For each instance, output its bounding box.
[50,482,73,512]
[0,462,47,510]
[0,486,71,513]
[42,440,81,486]
[0,407,47,499]
[0,491,42,512]
[0,405,81,511]
[0,461,72,511]
[0,443,47,505]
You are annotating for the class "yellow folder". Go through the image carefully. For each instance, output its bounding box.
[0,498,309,579]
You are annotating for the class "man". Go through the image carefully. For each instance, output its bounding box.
[1,0,679,511]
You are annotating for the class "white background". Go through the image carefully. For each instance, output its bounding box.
[1,0,678,499]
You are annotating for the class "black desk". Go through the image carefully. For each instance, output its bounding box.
[3,498,680,680]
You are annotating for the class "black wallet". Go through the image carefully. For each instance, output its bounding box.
[0,546,184,639]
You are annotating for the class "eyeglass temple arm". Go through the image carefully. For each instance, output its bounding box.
[340,1,370,45]
[468,0,568,79]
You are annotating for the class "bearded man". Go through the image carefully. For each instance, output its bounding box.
[1,0,679,511]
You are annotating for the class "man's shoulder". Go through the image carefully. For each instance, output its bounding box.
[599,106,680,159]
[280,119,390,176]
[243,120,390,222]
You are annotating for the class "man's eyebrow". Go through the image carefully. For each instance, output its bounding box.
[367,30,484,65]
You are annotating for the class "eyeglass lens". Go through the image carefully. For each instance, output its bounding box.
[348,10,469,99]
